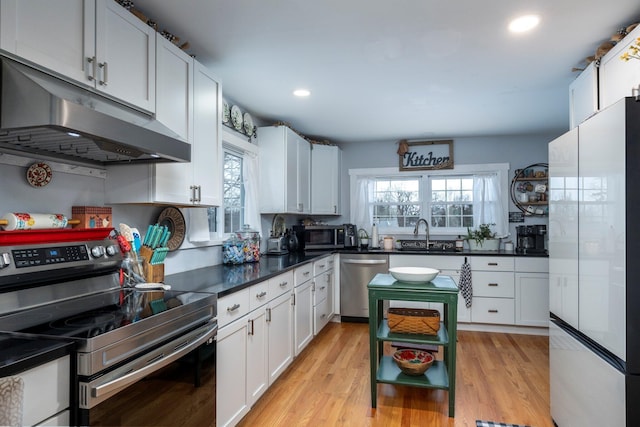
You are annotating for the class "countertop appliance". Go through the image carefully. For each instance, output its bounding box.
[343,223,357,248]
[549,97,640,426]
[0,232,217,426]
[340,253,388,321]
[0,57,190,165]
[266,235,288,255]
[293,224,346,251]
[515,224,546,254]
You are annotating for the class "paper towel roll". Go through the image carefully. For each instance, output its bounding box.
[0,213,68,230]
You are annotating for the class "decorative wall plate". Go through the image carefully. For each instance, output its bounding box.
[157,207,186,251]
[222,100,230,123]
[231,105,243,131]
[243,112,254,135]
[26,162,53,187]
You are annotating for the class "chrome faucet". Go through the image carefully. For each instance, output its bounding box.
[413,218,430,247]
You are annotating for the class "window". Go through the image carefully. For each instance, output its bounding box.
[429,176,474,229]
[223,150,244,234]
[350,164,509,237]
[369,175,474,232]
[372,177,421,228]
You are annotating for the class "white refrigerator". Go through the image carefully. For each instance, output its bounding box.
[548,97,640,427]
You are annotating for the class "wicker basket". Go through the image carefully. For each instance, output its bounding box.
[387,308,441,335]
[392,349,435,376]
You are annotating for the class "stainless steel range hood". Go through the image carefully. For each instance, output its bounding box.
[0,57,191,166]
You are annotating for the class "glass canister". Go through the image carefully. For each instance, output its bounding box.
[222,234,245,264]
[236,224,261,263]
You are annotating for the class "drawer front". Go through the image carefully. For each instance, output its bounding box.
[470,256,514,272]
[515,257,549,273]
[313,256,331,276]
[249,280,270,312]
[313,276,329,306]
[268,270,294,297]
[294,263,313,286]
[313,297,331,335]
[471,297,515,324]
[472,271,515,297]
[217,287,251,327]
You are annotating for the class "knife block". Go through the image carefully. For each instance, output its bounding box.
[140,246,165,283]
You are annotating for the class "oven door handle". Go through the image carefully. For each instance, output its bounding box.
[92,321,217,399]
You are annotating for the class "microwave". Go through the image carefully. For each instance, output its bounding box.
[293,225,349,251]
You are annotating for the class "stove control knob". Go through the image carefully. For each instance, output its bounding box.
[105,245,119,257]
[91,245,105,258]
[0,252,10,269]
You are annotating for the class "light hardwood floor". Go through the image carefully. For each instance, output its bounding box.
[92,322,554,427]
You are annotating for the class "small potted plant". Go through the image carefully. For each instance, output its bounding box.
[358,228,370,249]
[465,223,499,251]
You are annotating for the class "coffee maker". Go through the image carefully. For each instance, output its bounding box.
[343,224,357,248]
[516,225,547,254]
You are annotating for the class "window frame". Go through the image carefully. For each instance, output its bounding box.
[349,163,509,236]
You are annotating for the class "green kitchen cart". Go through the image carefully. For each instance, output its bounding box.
[367,273,459,417]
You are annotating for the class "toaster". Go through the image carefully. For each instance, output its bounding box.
[267,236,288,255]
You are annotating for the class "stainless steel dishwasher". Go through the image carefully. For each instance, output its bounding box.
[340,253,389,321]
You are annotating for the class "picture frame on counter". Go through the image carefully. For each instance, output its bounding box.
[398,140,454,171]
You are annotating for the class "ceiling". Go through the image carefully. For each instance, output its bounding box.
[132,0,640,144]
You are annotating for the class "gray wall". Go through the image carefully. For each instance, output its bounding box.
[336,132,562,241]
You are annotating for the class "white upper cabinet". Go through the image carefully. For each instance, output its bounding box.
[311,144,341,215]
[258,126,311,214]
[0,0,156,113]
[569,62,598,129]
[598,24,640,111]
[155,33,193,142]
[105,60,221,206]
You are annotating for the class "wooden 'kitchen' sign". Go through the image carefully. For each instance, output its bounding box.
[398,140,454,171]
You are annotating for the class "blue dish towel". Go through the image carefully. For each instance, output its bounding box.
[459,260,472,308]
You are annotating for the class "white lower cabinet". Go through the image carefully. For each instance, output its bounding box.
[21,355,70,427]
[293,278,314,356]
[217,271,293,427]
[217,315,250,427]
[469,256,515,325]
[515,258,549,327]
[312,256,334,335]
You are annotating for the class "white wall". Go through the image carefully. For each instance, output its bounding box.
[0,160,219,275]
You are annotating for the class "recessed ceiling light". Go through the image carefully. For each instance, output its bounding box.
[508,15,540,33]
[293,89,311,97]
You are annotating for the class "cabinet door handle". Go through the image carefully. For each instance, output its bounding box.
[303,271,310,276]
[248,319,254,335]
[256,291,267,299]
[196,185,202,202]
[99,61,108,86]
[488,283,499,287]
[279,281,288,288]
[488,262,498,266]
[227,303,240,312]
[291,293,295,305]
[190,185,197,203]
[266,308,272,323]
[87,56,97,82]
[488,309,499,313]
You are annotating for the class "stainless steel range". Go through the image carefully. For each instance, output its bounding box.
[0,232,217,426]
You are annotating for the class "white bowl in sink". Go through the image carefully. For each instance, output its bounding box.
[389,267,440,283]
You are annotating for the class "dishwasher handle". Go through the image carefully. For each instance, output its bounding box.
[342,259,388,265]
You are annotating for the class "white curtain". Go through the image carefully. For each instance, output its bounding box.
[473,173,508,238]
[243,151,262,237]
[351,176,374,235]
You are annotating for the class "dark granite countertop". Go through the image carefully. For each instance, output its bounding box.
[0,333,74,377]
[165,249,546,299]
